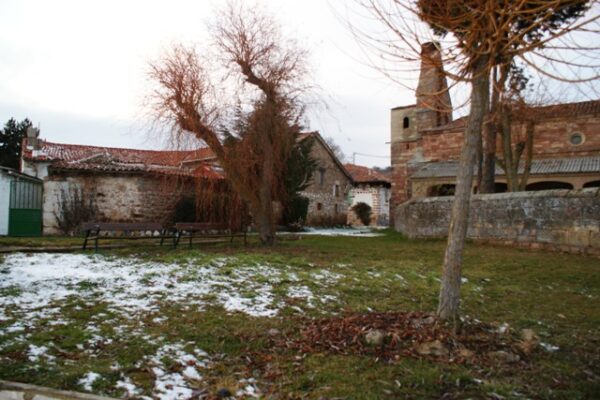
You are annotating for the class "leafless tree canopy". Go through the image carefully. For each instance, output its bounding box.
[147,1,312,245]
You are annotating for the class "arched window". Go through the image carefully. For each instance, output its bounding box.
[526,181,573,191]
[403,117,410,129]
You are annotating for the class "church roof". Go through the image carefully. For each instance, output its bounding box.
[412,155,600,179]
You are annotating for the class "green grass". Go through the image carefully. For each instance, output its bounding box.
[0,230,599,399]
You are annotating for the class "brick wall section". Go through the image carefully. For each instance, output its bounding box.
[421,129,464,161]
[394,188,600,255]
[529,115,600,157]
[300,139,352,224]
[43,172,187,234]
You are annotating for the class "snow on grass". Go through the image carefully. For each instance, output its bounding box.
[0,252,348,399]
[0,253,341,327]
[299,227,384,237]
[79,371,101,391]
[146,342,209,400]
[28,344,54,362]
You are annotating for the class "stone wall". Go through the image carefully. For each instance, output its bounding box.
[43,172,189,235]
[301,138,352,226]
[394,188,600,255]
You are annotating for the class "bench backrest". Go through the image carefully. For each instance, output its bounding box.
[174,222,231,232]
[81,222,164,231]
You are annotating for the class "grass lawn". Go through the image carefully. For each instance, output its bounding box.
[0,230,598,399]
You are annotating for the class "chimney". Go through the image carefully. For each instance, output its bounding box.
[415,42,453,130]
[26,127,41,150]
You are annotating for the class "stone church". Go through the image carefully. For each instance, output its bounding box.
[390,42,600,211]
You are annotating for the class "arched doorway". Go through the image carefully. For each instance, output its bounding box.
[526,181,573,191]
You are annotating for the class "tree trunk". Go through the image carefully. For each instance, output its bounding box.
[256,116,277,246]
[500,104,517,191]
[480,85,497,194]
[481,65,508,194]
[518,120,534,191]
[437,57,489,323]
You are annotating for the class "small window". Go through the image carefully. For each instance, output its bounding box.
[317,202,323,211]
[569,133,584,145]
[334,184,340,197]
[334,204,338,214]
[319,168,325,186]
[403,117,410,129]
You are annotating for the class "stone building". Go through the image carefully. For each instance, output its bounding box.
[344,164,391,226]
[297,132,354,225]
[20,128,353,234]
[391,42,600,211]
[21,128,220,235]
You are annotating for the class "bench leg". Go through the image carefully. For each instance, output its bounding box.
[160,229,165,246]
[94,229,100,253]
[174,231,181,248]
[189,233,192,248]
[83,229,90,250]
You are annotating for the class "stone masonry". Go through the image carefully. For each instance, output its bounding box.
[300,134,353,225]
[394,188,600,255]
[42,172,187,235]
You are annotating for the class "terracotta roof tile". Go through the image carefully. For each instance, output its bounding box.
[24,140,220,179]
[344,163,390,184]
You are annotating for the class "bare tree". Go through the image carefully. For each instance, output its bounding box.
[348,0,600,322]
[148,2,310,245]
[323,136,347,162]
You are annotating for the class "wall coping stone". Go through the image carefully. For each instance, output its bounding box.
[404,187,599,206]
[0,381,118,400]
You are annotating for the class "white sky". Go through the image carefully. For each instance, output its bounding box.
[0,0,422,168]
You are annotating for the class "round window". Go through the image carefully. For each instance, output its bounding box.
[570,133,584,145]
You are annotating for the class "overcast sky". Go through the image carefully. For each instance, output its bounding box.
[0,0,426,168]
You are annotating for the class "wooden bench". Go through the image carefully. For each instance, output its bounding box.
[82,222,174,251]
[173,222,247,248]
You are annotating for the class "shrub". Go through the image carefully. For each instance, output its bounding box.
[54,186,98,235]
[352,202,372,226]
[283,195,309,231]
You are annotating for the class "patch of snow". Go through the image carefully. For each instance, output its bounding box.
[540,342,560,352]
[298,228,383,237]
[28,344,53,362]
[182,366,202,380]
[115,376,142,397]
[79,371,101,391]
[154,372,192,400]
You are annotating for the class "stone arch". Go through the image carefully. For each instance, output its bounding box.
[583,180,600,188]
[526,181,573,191]
[427,184,455,197]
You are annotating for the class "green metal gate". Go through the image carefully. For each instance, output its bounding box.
[8,179,43,236]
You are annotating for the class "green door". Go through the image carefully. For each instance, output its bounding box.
[8,180,43,236]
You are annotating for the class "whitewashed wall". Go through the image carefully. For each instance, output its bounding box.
[0,173,12,235]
